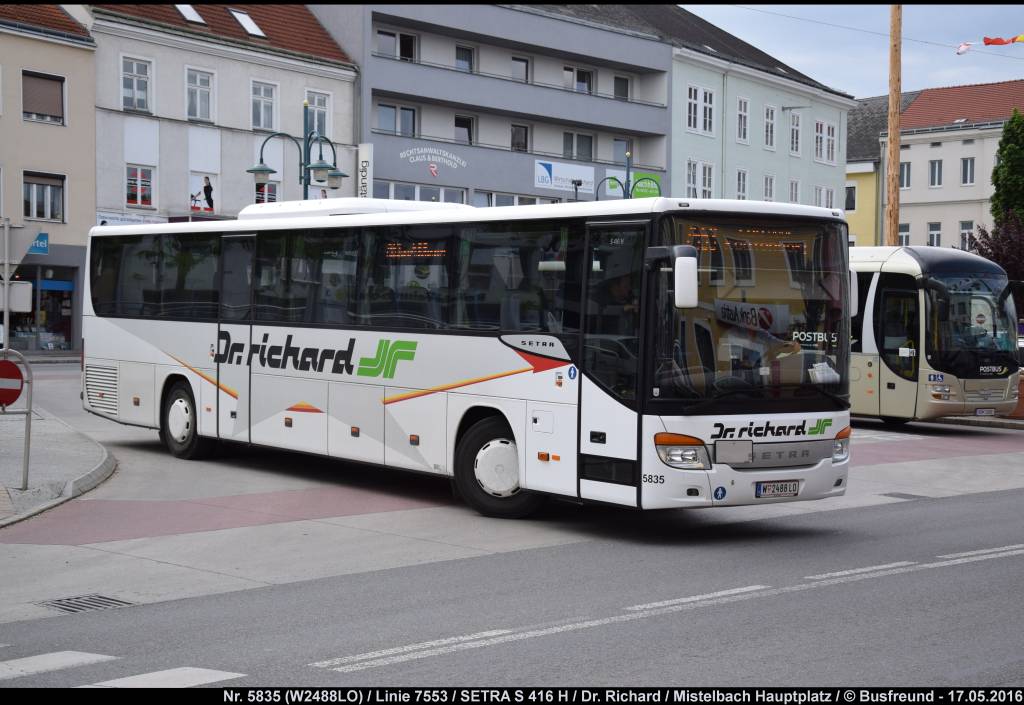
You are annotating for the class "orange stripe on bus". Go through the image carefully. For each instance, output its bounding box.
[383,367,533,405]
[166,354,239,400]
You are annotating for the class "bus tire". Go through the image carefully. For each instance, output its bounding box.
[454,417,545,519]
[160,381,215,460]
[881,416,910,427]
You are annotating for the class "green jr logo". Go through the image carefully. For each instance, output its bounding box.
[808,419,833,436]
[357,339,417,379]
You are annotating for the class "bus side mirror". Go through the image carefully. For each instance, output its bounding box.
[849,269,858,318]
[674,257,698,308]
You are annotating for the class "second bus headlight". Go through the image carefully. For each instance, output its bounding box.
[832,426,851,463]
[654,433,711,470]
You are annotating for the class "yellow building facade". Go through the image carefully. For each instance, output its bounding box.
[845,162,879,246]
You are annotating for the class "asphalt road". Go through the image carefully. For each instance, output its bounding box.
[1,365,1022,686]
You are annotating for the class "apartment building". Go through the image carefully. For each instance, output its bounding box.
[83,4,358,226]
[880,80,1024,249]
[311,4,672,205]
[0,5,95,352]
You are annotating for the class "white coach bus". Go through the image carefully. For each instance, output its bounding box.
[849,246,1020,424]
[83,197,852,517]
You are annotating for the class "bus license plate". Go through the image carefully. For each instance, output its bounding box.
[756,480,799,498]
[976,408,996,416]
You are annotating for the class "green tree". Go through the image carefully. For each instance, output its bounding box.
[990,108,1024,228]
[975,210,1024,318]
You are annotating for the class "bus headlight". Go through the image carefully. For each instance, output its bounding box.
[832,426,851,463]
[930,385,950,394]
[654,433,711,471]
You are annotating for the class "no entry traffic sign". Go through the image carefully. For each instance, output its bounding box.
[0,359,24,406]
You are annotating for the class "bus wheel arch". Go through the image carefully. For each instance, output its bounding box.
[453,410,544,519]
[159,375,214,459]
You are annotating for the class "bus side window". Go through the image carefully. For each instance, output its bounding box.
[850,271,872,352]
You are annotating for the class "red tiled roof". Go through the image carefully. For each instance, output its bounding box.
[92,4,351,65]
[0,4,92,40]
[901,79,1024,129]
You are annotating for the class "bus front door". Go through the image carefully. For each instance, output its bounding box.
[217,235,255,443]
[876,279,920,420]
[577,222,646,506]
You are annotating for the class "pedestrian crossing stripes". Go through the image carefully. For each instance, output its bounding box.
[0,649,245,687]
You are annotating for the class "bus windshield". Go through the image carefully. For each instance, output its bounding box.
[925,272,1019,378]
[650,215,850,413]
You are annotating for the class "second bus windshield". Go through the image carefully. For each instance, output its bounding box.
[650,215,850,412]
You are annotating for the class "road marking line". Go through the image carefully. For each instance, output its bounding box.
[85,667,246,688]
[311,630,514,668]
[624,585,770,611]
[311,546,1024,675]
[804,562,916,580]
[936,544,1024,559]
[0,651,118,681]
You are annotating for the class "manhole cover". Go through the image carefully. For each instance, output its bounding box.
[36,594,135,614]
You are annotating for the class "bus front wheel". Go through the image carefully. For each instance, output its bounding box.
[454,417,545,519]
[160,381,215,460]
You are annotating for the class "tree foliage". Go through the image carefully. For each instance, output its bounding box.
[975,210,1024,317]
[990,108,1024,229]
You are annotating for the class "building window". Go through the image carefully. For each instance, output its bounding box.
[511,57,529,83]
[736,97,749,143]
[687,86,699,131]
[470,191,549,207]
[736,169,747,200]
[455,46,474,73]
[614,76,630,101]
[700,162,714,199]
[961,157,975,185]
[377,30,415,61]
[306,90,329,138]
[728,238,755,286]
[702,89,714,134]
[187,69,212,121]
[790,112,801,155]
[454,115,474,145]
[563,132,593,161]
[959,221,975,251]
[255,182,278,204]
[826,123,836,163]
[564,66,593,94]
[122,57,151,111]
[763,174,775,201]
[22,72,65,124]
[252,81,275,130]
[814,121,824,161]
[686,160,698,198]
[511,124,529,152]
[899,162,911,189]
[789,179,800,204]
[927,222,941,247]
[814,185,824,207]
[378,103,416,137]
[764,105,776,149]
[370,182,467,204]
[825,188,835,209]
[929,159,942,187]
[687,86,714,136]
[897,223,910,246]
[613,138,632,165]
[229,8,265,37]
[23,173,65,221]
[845,185,856,211]
[126,165,154,207]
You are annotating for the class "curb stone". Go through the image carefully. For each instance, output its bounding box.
[930,416,1024,431]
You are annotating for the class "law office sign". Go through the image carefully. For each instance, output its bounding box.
[534,160,594,194]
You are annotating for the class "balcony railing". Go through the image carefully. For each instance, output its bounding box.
[370,52,667,108]
[371,128,665,172]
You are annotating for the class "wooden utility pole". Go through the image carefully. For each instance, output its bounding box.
[884,5,902,246]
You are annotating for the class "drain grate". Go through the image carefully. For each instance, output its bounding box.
[36,594,135,614]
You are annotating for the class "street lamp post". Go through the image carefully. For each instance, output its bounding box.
[247,101,348,200]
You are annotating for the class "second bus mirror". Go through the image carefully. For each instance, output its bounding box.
[674,257,699,309]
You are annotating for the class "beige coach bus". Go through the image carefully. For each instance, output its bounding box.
[849,246,1019,424]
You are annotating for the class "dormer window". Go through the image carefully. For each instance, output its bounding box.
[230,9,266,37]
[953,118,968,124]
[175,4,205,24]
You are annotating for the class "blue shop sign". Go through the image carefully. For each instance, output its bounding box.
[28,233,49,255]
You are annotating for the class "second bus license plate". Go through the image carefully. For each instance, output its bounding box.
[756,480,800,498]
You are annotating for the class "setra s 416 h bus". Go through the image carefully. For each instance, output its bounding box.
[83,198,852,517]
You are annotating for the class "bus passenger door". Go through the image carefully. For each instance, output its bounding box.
[849,272,880,416]
[578,222,646,506]
[876,275,919,420]
[217,235,254,443]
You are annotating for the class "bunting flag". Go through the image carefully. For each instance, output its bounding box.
[983,34,1024,45]
[956,42,973,55]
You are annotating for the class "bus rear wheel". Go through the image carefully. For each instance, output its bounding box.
[454,417,545,519]
[160,381,215,459]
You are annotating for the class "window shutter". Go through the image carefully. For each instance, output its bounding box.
[25,172,65,188]
[23,73,64,118]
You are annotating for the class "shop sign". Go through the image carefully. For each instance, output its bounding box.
[604,170,663,198]
[534,160,595,194]
[357,143,374,198]
[27,233,48,255]
[399,147,467,170]
[96,211,167,226]
[714,299,791,336]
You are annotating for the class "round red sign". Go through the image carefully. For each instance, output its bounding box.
[0,359,24,406]
[976,313,986,325]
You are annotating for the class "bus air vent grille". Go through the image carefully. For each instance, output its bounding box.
[85,364,119,415]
